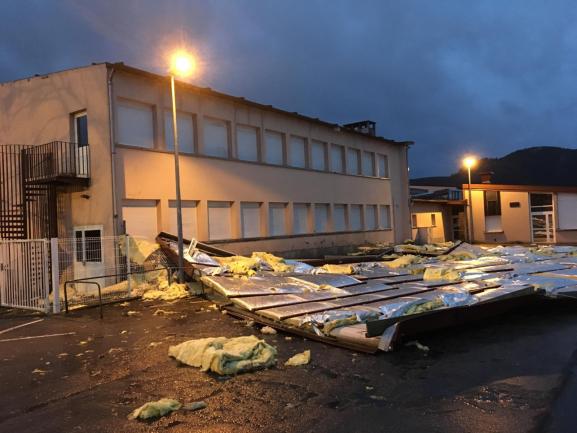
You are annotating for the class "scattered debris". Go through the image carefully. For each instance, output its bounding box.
[117,302,130,307]
[57,353,68,358]
[369,395,386,401]
[149,342,162,347]
[108,348,123,355]
[182,401,207,412]
[245,320,255,328]
[120,330,128,335]
[128,398,182,420]
[126,311,140,316]
[168,335,277,375]
[405,340,430,352]
[142,282,189,301]
[260,326,277,335]
[153,309,177,316]
[32,368,47,375]
[284,350,311,366]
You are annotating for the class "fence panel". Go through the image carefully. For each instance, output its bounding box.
[0,239,50,312]
[56,235,170,308]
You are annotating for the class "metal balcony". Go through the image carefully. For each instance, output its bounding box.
[22,141,90,186]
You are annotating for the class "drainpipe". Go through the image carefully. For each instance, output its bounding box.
[107,66,118,237]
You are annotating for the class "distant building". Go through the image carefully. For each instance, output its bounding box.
[409,184,466,243]
[466,183,577,244]
[0,63,412,257]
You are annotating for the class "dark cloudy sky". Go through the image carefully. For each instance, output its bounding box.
[2,0,577,177]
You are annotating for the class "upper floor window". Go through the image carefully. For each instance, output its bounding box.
[203,117,229,158]
[289,136,307,168]
[330,144,345,173]
[241,202,262,238]
[117,101,155,148]
[269,203,287,236]
[377,154,389,178]
[365,204,378,229]
[236,125,259,162]
[208,201,232,240]
[73,112,88,147]
[164,111,195,153]
[293,203,310,234]
[484,191,501,216]
[264,130,284,165]
[379,205,391,229]
[362,152,375,176]
[350,204,363,230]
[311,140,327,171]
[347,148,361,175]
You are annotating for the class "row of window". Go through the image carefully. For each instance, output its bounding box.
[124,200,392,242]
[116,100,390,178]
[211,201,392,240]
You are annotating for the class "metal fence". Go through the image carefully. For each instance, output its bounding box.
[55,235,171,309]
[0,239,50,312]
[0,235,170,313]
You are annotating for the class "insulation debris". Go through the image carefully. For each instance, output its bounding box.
[214,256,261,276]
[252,252,294,272]
[168,335,277,375]
[128,398,182,420]
[260,326,277,335]
[385,255,423,269]
[285,350,311,366]
[423,267,463,282]
[183,401,207,411]
[142,283,189,301]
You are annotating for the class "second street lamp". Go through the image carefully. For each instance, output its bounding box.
[169,50,196,283]
[462,156,477,243]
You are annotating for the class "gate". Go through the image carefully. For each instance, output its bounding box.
[0,239,50,312]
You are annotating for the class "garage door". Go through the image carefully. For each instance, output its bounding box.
[123,200,158,241]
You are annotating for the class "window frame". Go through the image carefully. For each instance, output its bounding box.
[484,191,502,216]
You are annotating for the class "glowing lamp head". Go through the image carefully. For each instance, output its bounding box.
[170,50,196,78]
[462,156,477,169]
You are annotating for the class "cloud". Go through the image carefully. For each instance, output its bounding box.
[1,0,576,177]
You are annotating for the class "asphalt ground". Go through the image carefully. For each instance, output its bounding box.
[1,297,577,433]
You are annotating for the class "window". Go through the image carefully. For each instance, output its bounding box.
[269,203,287,236]
[333,204,347,231]
[365,205,378,230]
[289,136,307,168]
[379,205,391,229]
[311,140,327,171]
[347,148,361,175]
[293,203,309,234]
[431,214,437,227]
[208,201,232,240]
[164,112,195,153]
[117,102,155,148]
[123,200,158,241]
[530,193,553,212]
[362,152,376,176]
[75,228,102,263]
[264,130,284,165]
[350,205,362,231]
[203,118,229,158]
[241,202,261,238]
[377,154,389,178]
[314,204,330,233]
[411,214,418,228]
[484,191,502,216]
[168,200,198,240]
[74,112,88,147]
[236,125,259,162]
[330,144,345,173]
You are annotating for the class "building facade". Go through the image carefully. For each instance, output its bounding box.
[0,63,412,257]
[467,183,577,244]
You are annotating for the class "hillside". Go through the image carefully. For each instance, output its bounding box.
[412,147,577,187]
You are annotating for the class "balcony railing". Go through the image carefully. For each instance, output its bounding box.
[22,141,90,184]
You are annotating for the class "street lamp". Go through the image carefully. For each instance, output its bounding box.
[462,156,477,243]
[169,50,196,283]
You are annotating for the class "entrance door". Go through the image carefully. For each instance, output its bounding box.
[73,112,89,177]
[73,226,105,294]
[530,193,555,243]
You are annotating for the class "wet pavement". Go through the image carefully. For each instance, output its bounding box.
[1,297,576,433]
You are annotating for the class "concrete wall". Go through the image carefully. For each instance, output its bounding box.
[111,68,411,254]
[0,64,114,238]
[409,201,459,243]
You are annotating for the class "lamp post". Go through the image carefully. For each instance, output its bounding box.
[169,50,196,283]
[462,156,477,243]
